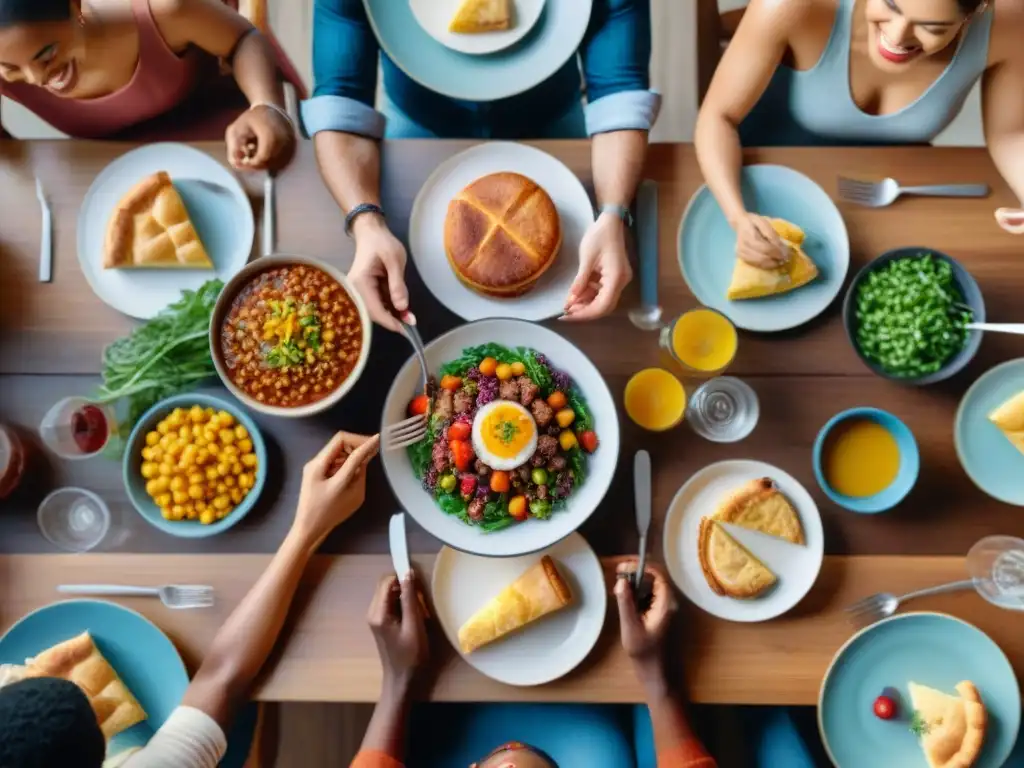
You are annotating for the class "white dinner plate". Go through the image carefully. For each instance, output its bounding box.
[409,0,546,56]
[408,142,594,322]
[77,143,255,320]
[663,459,824,622]
[432,532,606,686]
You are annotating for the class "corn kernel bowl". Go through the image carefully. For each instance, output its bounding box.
[124,393,267,538]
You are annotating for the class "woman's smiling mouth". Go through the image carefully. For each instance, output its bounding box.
[44,59,77,94]
[877,29,922,63]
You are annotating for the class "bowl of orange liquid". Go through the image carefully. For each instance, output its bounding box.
[624,368,687,431]
[813,407,919,513]
[659,308,738,375]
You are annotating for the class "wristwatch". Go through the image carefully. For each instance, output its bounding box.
[600,203,634,227]
[344,203,385,236]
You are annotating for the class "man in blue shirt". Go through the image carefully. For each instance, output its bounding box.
[302,0,659,331]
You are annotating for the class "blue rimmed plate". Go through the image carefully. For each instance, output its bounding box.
[0,600,188,754]
[679,165,850,332]
[363,0,591,101]
[955,358,1024,506]
[819,612,1020,768]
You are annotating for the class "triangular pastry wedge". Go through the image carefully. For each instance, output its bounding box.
[698,518,777,598]
[104,171,213,270]
[727,218,819,300]
[449,0,512,33]
[988,390,1024,456]
[24,632,147,740]
[458,555,572,654]
[713,477,804,545]
[908,681,987,768]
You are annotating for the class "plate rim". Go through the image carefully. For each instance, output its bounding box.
[75,142,255,320]
[429,531,607,686]
[407,0,547,56]
[816,610,1022,768]
[954,357,1024,507]
[407,141,594,322]
[661,457,825,622]
[677,163,851,333]
[363,0,592,102]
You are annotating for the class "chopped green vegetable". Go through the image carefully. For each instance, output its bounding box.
[568,448,587,487]
[407,414,439,477]
[439,343,523,376]
[568,388,593,432]
[531,468,548,485]
[529,499,553,519]
[96,280,223,441]
[437,492,469,523]
[854,254,972,378]
[909,711,931,737]
[518,348,554,394]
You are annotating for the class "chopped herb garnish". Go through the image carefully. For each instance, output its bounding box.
[496,420,520,444]
[909,711,931,737]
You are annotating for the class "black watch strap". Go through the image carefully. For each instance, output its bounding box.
[344,203,385,236]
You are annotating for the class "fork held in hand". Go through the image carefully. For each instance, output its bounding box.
[845,579,975,625]
[384,320,431,452]
[57,584,215,610]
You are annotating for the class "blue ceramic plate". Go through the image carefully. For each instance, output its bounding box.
[363,0,591,102]
[819,613,1020,768]
[679,165,850,332]
[124,393,267,538]
[812,407,920,514]
[0,600,188,754]
[955,358,1024,506]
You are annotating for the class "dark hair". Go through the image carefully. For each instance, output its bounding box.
[0,677,105,768]
[956,0,986,14]
[0,0,71,27]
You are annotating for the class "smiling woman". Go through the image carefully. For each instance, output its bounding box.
[0,0,300,171]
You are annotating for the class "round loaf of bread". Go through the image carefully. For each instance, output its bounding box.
[444,172,562,297]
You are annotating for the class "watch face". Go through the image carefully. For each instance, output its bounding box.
[601,204,633,226]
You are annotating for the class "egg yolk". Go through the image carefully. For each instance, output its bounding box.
[480,404,535,459]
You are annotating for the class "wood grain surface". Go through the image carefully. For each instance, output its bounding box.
[0,553,1017,705]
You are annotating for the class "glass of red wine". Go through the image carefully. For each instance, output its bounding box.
[39,397,117,460]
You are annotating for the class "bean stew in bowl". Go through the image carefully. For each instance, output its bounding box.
[211,255,371,417]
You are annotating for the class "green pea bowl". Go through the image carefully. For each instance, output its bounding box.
[842,247,985,385]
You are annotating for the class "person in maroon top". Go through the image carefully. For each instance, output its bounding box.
[0,0,296,171]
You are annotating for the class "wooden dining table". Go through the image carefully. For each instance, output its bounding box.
[1,139,1022,706]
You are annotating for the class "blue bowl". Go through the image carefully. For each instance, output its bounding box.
[124,393,267,538]
[812,407,919,513]
[842,247,984,385]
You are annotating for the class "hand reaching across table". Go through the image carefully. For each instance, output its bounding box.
[996,207,1024,235]
[734,213,789,270]
[226,103,297,173]
[562,212,634,322]
[347,216,415,333]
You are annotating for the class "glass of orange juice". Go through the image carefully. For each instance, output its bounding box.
[659,308,738,376]
[624,368,687,432]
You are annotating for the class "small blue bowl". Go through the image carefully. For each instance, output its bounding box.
[124,393,267,538]
[812,407,919,514]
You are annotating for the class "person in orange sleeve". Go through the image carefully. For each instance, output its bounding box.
[350,560,717,768]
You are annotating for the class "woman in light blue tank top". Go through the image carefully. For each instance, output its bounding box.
[695,0,1024,268]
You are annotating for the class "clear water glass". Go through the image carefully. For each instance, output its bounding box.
[967,535,1024,611]
[37,487,111,552]
[686,377,760,443]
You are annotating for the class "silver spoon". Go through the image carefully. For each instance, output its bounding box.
[965,323,1024,336]
[628,180,663,330]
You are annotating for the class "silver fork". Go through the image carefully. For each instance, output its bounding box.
[57,584,215,609]
[383,320,431,452]
[845,579,974,625]
[837,176,989,208]
[36,177,52,283]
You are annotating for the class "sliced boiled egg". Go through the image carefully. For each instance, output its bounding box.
[472,401,538,471]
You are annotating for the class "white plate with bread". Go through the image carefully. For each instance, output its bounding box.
[77,143,255,319]
[408,141,594,322]
[431,532,606,686]
[663,459,824,622]
[409,0,546,56]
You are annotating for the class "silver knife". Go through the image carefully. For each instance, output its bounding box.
[389,512,411,578]
[627,180,662,330]
[633,450,652,590]
[262,172,275,257]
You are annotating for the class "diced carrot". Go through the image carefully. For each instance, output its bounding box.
[479,357,498,377]
[440,375,462,391]
[547,391,568,410]
[490,470,511,493]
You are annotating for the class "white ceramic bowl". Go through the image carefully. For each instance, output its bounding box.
[210,254,372,418]
[381,319,620,557]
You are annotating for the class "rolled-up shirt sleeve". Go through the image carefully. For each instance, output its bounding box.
[580,0,661,136]
[301,0,386,139]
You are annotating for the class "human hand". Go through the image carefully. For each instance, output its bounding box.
[614,560,676,690]
[294,431,379,545]
[348,216,413,333]
[734,213,789,269]
[367,571,430,693]
[225,104,296,172]
[562,212,633,322]
[996,208,1024,234]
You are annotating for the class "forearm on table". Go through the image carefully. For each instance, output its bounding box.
[591,129,648,209]
[181,525,318,728]
[314,131,384,215]
[694,111,747,227]
[358,677,413,760]
[636,662,716,767]
[231,30,286,108]
[988,133,1024,205]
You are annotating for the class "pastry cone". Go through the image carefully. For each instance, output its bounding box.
[727,218,818,300]
[988,390,1024,456]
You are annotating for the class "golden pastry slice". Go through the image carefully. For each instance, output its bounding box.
[908,681,987,768]
[25,632,147,740]
[458,555,573,654]
[104,171,213,270]
[713,477,804,545]
[988,390,1024,456]
[727,217,819,300]
[697,518,777,599]
[449,0,512,33]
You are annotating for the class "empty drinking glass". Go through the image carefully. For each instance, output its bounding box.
[686,376,760,443]
[37,487,111,552]
[967,535,1024,611]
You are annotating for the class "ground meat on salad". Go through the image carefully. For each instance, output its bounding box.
[468,498,486,521]
[536,435,559,460]
[531,399,554,428]
[453,389,474,414]
[499,378,520,401]
[435,389,455,422]
[518,377,539,406]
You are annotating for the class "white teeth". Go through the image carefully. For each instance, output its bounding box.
[47,63,72,91]
[879,31,916,55]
